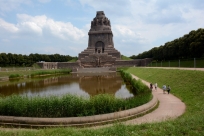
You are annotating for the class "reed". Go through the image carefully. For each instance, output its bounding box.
[0,92,151,117]
[119,69,151,94]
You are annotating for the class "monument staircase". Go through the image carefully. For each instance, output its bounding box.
[76,67,115,73]
[80,53,116,67]
[78,47,121,61]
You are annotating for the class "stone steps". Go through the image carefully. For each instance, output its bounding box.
[76,67,113,73]
[80,47,120,54]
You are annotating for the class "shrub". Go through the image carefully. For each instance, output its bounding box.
[9,74,22,79]
[119,69,151,94]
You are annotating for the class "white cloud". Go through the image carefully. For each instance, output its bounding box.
[38,0,51,3]
[0,14,86,55]
[14,14,85,40]
[113,25,147,45]
[79,0,130,16]
[0,18,19,33]
[0,0,31,12]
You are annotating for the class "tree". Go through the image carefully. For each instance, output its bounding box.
[131,28,204,60]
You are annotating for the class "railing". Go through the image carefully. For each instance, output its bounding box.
[148,58,204,68]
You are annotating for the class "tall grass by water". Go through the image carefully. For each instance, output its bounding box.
[0,93,151,117]
[120,69,151,95]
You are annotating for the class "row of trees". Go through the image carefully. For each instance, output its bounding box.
[130,28,204,60]
[0,53,76,67]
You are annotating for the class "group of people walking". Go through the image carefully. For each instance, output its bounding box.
[150,83,157,91]
[150,83,171,94]
[162,84,171,94]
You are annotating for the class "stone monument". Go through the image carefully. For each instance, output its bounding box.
[37,11,152,70]
[78,11,121,67]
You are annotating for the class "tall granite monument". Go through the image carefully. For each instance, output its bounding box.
[37,11,152,70]
[78,11,121,67]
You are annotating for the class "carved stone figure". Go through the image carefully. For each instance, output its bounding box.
[96,19,99,26]
[104,17,107,25]
[96,57,101,67]
[101,18,104,25]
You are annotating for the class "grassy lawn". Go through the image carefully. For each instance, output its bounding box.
[121,55,132,60]
[0,69,67,78]
[0,67,204,135]
[68,58,78,62]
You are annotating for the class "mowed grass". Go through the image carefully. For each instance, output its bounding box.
[0,69,71,79]
[1,67,204,135]
[121,55,132,60]
[0,69,54,77]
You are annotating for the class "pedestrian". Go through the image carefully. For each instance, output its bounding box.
[150,83,153,91]
[162,85,166,94]
[154,83,157,91]
[167,85,171,94]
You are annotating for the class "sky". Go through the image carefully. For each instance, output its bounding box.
[0,0,204,57]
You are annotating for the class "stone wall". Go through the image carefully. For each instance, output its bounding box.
[115,60,141,67]
[37,58,152,70]
[37,62,58,69]
[115,58,152,67]
[58,62,79,69]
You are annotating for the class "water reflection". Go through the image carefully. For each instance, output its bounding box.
[0,72,134,98]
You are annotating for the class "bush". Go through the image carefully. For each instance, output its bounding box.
[119,69,151,94]
[9,74,22,79]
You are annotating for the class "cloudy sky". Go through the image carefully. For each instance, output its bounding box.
[0,0,204,57]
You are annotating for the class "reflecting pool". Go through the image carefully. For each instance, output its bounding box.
[0,72,134,98]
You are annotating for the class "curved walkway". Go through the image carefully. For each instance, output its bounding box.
[124,74,186,125]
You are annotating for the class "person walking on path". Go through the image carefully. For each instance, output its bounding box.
[167,85,171,94]
[162,85,166,94]
[154,83,157,91]
[150,83,153,91]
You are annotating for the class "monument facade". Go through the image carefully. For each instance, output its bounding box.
[37,11,152,70]
[78,11,121,67]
